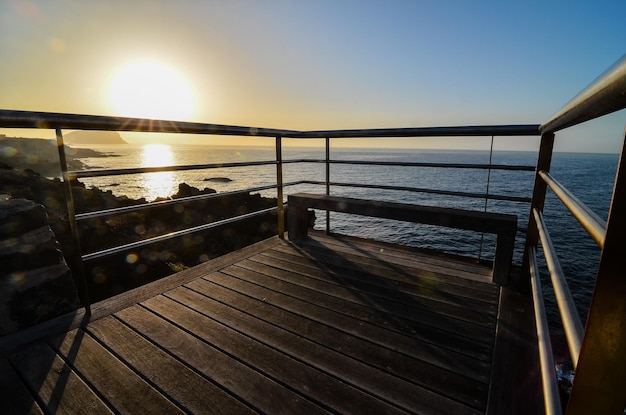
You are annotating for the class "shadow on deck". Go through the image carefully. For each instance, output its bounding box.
[0,231,542,415]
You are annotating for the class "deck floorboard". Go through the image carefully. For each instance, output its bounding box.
[1,231,540,414]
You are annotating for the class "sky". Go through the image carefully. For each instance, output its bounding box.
[0,0,624,152]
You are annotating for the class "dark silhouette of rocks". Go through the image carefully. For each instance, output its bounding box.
[0,166,279,302]
[204,177,232,182]
[0,197,80,335]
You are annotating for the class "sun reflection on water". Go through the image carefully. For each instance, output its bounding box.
[140,144,179,200]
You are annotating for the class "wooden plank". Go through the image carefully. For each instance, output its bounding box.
[164,286,483,414]
[306,231,493,277]
[275,255,497,311]
[87,236,282,321]
[251,250,499,308]
[289,193,517,235]
[486,286,543,415]
[274,241,496,291]
[187,274,491,379]
[237,257,497,322]
[0,358,45,415]
[0,310,87,356]
[0,237,281,356]
[290,237,495,285]
[224,263,495,330]
[204,270,494,356]
[288,194,516,283]
[48,328,185,415]
[114,304,330,415]
[86,316,257,415]
[254,247,499,305]
[182,278,490,406]
[8,342,113,415]
[142,294,408,414]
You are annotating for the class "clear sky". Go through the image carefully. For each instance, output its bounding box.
[0,0,624,151]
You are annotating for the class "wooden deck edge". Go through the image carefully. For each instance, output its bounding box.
[0,309,87,356]
[0,236,282,355]
[486,285,543,415]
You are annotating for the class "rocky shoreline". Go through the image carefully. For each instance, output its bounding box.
[0,141,281,304]
[0,136,114,176]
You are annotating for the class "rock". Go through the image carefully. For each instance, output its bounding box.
[0,166,279,304]
[0,198,80,335]
[204,177,232,183]
[171,183,217,198]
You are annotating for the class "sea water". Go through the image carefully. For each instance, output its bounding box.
[76,144,618,365]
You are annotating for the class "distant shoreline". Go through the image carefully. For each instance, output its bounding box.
[0,136,118,176]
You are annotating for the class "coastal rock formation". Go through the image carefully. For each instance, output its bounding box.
[204,177,232,183]
[63,130,128,145]
[0,165,279,303]
[0,197,80,335]
[0,136,112,176]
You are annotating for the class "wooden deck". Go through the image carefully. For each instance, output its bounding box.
[0,231,541,414]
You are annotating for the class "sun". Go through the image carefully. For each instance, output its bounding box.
[108,62,194,120]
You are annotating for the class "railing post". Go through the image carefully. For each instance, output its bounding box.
[275,136,285,239]
[522,132,555,287]
[565,129,626,415]
[55,128,91,313]
[325,137,330,234]
[478,135,494,260]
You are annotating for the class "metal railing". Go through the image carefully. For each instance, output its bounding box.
[1,54,624,414]
[0,113,540,311]
[524,54,626,415]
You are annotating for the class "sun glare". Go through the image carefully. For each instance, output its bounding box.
[141,144,179,200]
[108,62,194,120]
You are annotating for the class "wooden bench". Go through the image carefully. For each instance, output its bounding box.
[287,193,518,284]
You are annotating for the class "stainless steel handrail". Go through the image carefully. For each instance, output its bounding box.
[540,54,626,133]
[302,180,531,203]
[82,206,278,261]
[279,158,536,171]
[289,124,540,138]
[74,182,304,221]
[529,247,563,415]
[0,110,539,138]
[0,109,297,137]
[533,208,584,367]
[72,160,278,179]
[328,160,536,171]
[538,171,607,248]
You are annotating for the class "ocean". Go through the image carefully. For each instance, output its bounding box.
[76,144,618,366]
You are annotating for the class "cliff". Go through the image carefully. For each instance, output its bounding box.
[0,136,114,176]
[64,130,128,145]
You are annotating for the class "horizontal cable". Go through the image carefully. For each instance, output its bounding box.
[282,159,325,164]
[254,158,536,172]
[529,248,563,415]
[539,170,606,248]
[75,182,302,221]
[300,180,531,203]
[71,160,278,179]
[533,208,584,367]
[82,207,278,262]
